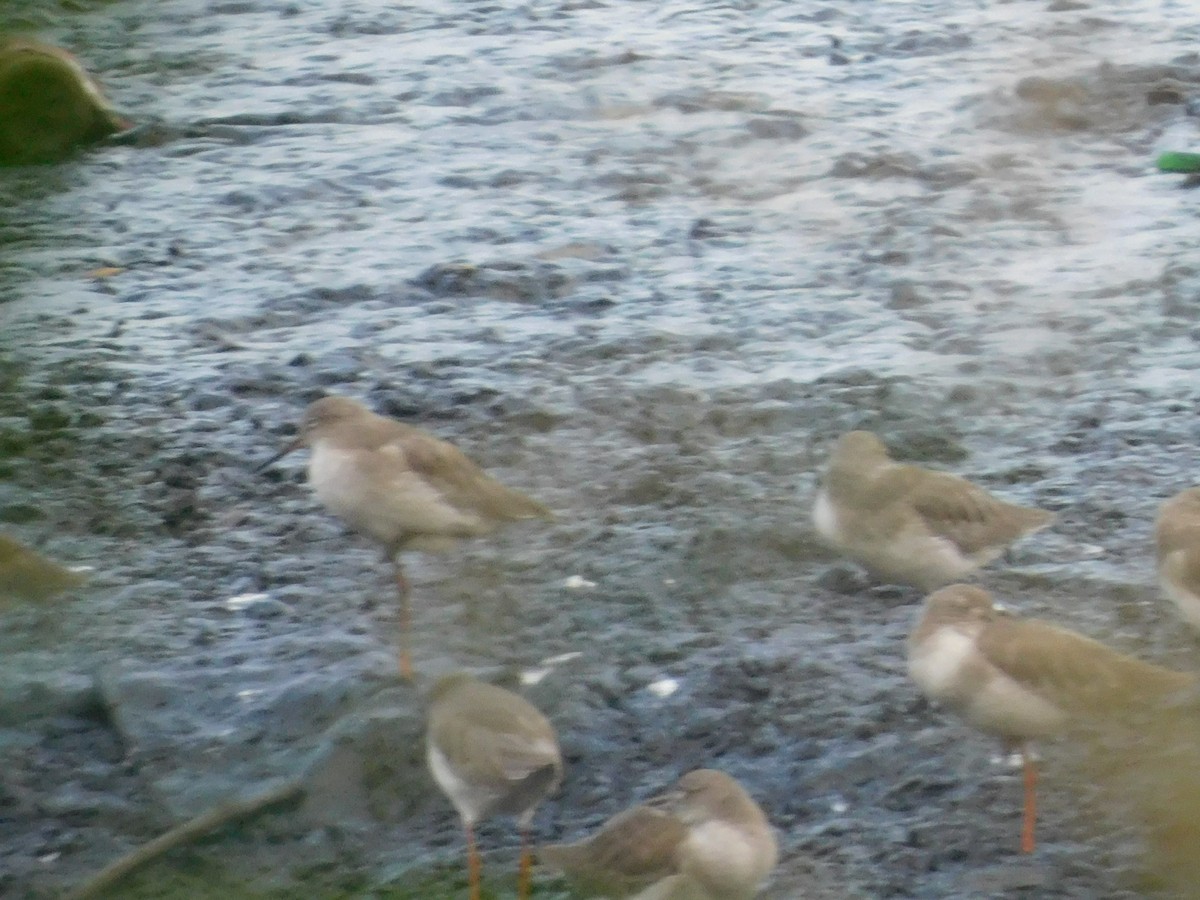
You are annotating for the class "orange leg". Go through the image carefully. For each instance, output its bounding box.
[517,824,532,900]
[394,561,413,680]
[466,822,482,900]
[1021,745,1037,854]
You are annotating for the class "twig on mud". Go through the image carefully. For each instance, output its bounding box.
[63,777,306,900]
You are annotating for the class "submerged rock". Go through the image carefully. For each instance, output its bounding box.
[0,37,128,166]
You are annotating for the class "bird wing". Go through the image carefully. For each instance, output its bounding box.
[436,705,558,781]
[338,443,483,539]
[397,432,552,523]
[902,468,1049,554]
[579,805,687,882]
[541,805,687,895]
[486,726,562,784]
[432,711,561,820]
[473,724,562,818]
[976,615,1194,715]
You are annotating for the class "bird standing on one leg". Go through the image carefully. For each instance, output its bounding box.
[814,431,1054,590]
[261,395,554,679]
[907,584,1195,853]
[426,672,562,900]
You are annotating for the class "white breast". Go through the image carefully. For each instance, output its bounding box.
[910,626,1063,739]
[308,444,476,546]
[908,627,977,702]
[812,489,843,543]
[1160,551,1200,631]
[309,447,373,520]
[683,821,776,899]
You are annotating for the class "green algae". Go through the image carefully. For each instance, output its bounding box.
[76,855,574,900]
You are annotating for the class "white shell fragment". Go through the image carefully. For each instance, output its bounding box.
[520,651,584,685]
[647,677,680,698]
[225,592,270,611]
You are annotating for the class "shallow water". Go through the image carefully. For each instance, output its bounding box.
[3,0,1200,897]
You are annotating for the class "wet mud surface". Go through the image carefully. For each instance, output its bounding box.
[3,0,1200,897]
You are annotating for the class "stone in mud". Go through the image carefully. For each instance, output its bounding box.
[815,563,873,596]
[413,260,575,303]
[887,281,926,310]
[1000,63,1200,136]
[829,152,920,179]
[1146,79,1189,105]
[0,38,127,166]
[0,669,98,726]
[95,665,189,756]
[298,688,428,825]
[746,116,808,141]
[885,29,972,58]
[653,88,768,114]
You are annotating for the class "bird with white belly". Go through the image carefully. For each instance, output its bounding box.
[908,584,1196,853]
[1155,487,1200,632]
[426,672,562,900]
[814,431,1054,590]
[261,395,554,678]
[540,769,777,899]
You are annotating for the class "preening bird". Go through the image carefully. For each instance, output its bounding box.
[540,769,777,899]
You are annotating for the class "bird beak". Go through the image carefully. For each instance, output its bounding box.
[255,436,304,473]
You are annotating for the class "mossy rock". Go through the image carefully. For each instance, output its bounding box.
[0,428,30,457]
[0,36,127,165]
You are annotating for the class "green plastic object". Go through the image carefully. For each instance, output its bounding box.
[1156,152,1200,173]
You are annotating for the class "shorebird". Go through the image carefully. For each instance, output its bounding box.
[814,430,1054,590]
[907,584,1195,853]
[426,672,562,900]
[0,38,128,165]
[261,395,553,678]
[1155,487,1200,631]
[540,769,778,899]
[0,534,86,605]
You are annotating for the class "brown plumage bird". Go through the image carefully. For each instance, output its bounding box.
[908,584,1195,853]
[1155,487,1200,632]
[814,431,1053,590]
[0,38,128,166]
[426,672,562,900]
[0,534,86,605]
[263,395,553,678]
[541,769,778,899]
